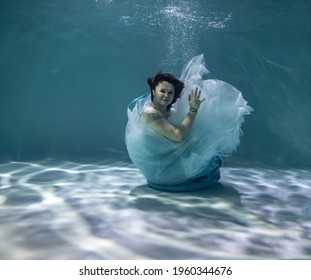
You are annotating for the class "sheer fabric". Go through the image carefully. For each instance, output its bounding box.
[125,54,252,191]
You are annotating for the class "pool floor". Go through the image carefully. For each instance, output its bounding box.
[0,160,310,259]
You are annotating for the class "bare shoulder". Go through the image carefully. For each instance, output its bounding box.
[141,107,163,124]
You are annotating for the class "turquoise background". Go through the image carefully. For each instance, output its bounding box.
[0,0,310,167]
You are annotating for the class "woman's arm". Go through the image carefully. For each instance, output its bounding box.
[142,88,205,142]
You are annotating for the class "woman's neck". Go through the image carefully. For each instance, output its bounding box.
[152,102,167,114]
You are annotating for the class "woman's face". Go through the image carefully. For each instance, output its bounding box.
[152,81,175,107]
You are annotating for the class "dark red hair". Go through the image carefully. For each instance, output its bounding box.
[147,72,184,110]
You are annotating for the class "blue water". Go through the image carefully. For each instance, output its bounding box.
[0,0,310,259]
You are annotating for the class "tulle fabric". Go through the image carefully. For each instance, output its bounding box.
[125,54,252,188]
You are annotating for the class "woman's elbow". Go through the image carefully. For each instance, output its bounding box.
[172,131,185,142]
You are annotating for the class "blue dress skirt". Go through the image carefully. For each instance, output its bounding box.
[125,54,253,191]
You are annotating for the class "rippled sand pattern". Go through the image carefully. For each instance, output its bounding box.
[0,160,310,259]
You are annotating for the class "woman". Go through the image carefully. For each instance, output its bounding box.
[125,54,252,191]
[141,73,204,142]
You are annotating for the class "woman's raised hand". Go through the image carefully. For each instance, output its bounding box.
[188,87,205,111]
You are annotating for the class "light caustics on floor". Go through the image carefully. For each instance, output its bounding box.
[0,160,310,259]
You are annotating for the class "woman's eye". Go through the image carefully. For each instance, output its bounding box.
[160,89,174,94]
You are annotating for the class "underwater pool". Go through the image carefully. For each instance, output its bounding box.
[0,160,310,259]
[0,0,310,260]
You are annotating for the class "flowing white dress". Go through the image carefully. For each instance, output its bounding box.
[125,54,253,191]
